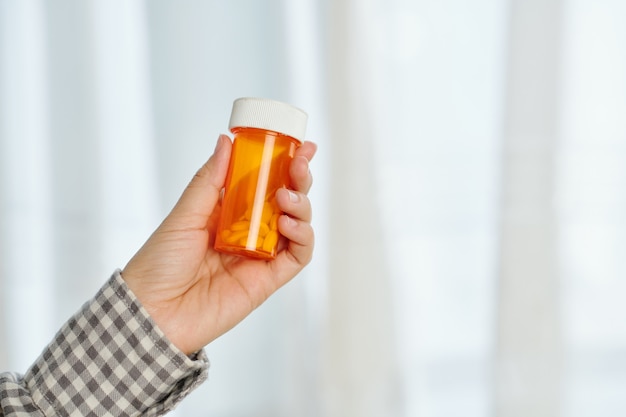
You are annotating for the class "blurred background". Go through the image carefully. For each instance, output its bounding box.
[1,0,625,416]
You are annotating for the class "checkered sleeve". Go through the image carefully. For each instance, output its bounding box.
[0,270,209,417]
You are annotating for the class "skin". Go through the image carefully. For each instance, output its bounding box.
[121,134,317,355]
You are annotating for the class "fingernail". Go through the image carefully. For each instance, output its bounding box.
[288,189,299,203]
[214,134,227,152]
[284,215,296,227]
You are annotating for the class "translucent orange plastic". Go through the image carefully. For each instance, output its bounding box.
[214,127,300,259]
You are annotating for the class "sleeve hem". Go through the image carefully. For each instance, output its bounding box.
[23,270,208,417]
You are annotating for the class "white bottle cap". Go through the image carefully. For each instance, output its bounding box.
[228,97,308,142]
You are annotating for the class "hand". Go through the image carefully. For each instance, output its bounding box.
[121,134,317,355]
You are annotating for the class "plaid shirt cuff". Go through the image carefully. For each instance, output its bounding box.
[20,270,208,417]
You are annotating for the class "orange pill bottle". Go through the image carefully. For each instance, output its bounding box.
[214,97,308,259]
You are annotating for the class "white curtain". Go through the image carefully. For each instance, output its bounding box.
[1,1,625,416]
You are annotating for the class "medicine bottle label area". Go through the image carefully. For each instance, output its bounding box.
[214,127,299,259]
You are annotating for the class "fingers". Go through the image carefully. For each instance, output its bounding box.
[277,213,314,267]
[167,138,312,231]
[291,141,317,194]
[290,156,313,194]
[276,188,311,223]
[295,140,317,161]
[167,135,232,228]
[272,186,314,274]
[270,141,317,272]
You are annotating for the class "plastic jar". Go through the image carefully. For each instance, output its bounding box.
[214,97,308,260]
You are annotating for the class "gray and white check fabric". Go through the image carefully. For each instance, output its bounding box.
[0,270,209,416]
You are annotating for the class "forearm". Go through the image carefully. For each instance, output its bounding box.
[0,271,208,417]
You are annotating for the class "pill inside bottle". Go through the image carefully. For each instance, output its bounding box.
[214,97,308,260]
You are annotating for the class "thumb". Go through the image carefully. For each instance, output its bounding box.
[167,134,232,229]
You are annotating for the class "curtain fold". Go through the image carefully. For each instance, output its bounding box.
[558,0,626,414]
[0,0,55,372]
[323,1,400,415]
[88,0,160,280]
[495,0,563,416]
[43,0,104,324]
[0,0,159,369]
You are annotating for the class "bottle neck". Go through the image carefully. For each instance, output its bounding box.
[230,127,302,145]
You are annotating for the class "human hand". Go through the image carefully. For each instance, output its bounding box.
[121,135,317,355]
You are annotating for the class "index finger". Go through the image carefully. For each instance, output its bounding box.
[295,141,317,161]
[291,141,317,194]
